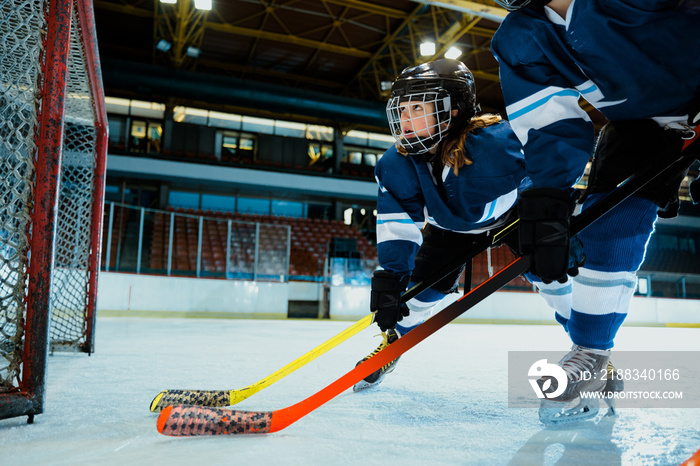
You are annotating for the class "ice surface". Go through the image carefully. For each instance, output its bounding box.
[1,317,699,465]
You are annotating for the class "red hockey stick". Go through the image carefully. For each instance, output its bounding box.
[157,149,697,436]
[157,253,529,436]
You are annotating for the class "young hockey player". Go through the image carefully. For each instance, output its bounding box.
[491,0,700,423]
[353,58,528,391]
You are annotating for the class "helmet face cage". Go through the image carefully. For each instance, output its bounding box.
[386,92,452,155]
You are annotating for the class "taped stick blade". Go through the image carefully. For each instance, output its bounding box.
[150,389,232,412]
[157,405,272,436]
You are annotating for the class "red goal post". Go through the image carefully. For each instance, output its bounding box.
[0,0,107,422]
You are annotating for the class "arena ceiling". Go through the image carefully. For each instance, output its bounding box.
[95,0,506,126]
[94,0,603,129]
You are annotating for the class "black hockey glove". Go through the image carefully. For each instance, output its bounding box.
[518,188,581,284]
[370,270,410,332]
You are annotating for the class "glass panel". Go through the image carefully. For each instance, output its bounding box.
[274,120,306,138]
[170,212,200,277]
[140,209,158,274]
[105,97,131,115]
[209,111,242,130]
[169,191,200,210]
[131,120,146,138]
[237,197,269,215]
[147,123,162,153]
[98,205,292,282]
[239,135,255,153]
[107,115,126,149]
[367,132,395,149]
[344,130,368,146]
[227,221,256,280]
[199,217,228,278]
[223,134,238,149]
[130,120,147,152]
[271,200,303,217]
[328,256,369,286]
[201,194,236,213]
[130,100,166,119]
[174,106,208,125]
[101,204,130,272]
[242,115,274,134]
[221,131,239,159]
[256,224,290,282]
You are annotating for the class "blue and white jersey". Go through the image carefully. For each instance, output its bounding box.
[491,0,700,190]
[375,120,527,276]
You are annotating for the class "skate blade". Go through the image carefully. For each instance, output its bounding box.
[353,379,377,392]
[353,372,389,392]
[352,365,396,392]
[539,398,600,426]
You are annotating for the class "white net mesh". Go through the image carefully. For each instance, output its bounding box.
[0,0,45,391]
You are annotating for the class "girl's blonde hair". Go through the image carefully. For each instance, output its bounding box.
[397,113,502,175]
[440,113,502,175]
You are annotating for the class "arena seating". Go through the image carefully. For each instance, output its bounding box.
[101,205,128,269]
[145,208,531,290]
[149,209,377,279]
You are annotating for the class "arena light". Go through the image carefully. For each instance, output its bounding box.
[420,41,435,56]
[195,0,212,10]
[445,46,462,59]
[156,39,171,52]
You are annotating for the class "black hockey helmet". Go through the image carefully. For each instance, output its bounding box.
[390,59,478,122]
[386,59,479,155]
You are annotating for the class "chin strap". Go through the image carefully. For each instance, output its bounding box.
[398,134,442,156]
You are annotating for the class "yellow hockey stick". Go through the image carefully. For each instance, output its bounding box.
[151,209,522,413]
[150,314,373,412]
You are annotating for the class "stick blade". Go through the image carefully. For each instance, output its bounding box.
[157,405,273,436]
[150,389,232,412]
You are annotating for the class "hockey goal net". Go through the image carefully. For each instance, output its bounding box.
[0,0,107,421]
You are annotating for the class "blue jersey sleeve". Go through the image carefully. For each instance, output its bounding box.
[492,15,595,190]
[374,146,426,277]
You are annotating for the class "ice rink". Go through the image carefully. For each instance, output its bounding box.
[1,316,699,465]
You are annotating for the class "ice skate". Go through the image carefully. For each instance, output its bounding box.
[538,345,615,425]
[353,328,400,392]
